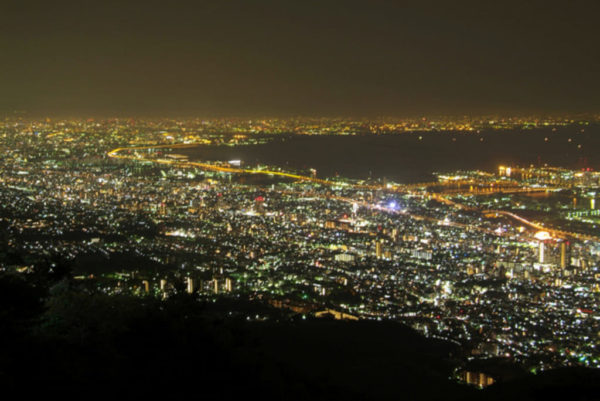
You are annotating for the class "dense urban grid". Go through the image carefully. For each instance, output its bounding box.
[2,116,600,388]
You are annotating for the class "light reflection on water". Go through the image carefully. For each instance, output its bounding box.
[179,128,600,184]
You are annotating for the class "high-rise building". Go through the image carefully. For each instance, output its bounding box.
[187,277,194,294]
[376,241,383,259]
[560,241,570,269]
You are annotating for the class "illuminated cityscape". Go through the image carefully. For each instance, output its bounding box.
[3,1,600,399]
[2,117,600,388]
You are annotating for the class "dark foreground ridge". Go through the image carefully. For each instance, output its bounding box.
[1,261,599,401]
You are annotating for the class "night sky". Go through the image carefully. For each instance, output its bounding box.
[2,0,599,117]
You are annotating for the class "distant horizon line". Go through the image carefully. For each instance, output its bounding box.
[2,111,599,121]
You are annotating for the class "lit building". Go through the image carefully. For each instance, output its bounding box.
[376,241,383,259]
[335,253,355,262]
[560,241,570,269]
[462,371,495,388]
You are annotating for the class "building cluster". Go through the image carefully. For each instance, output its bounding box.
[1,118,600,377]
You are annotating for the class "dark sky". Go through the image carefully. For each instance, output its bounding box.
[1,0,599,117]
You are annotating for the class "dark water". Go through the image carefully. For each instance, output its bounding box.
[181,127,600,183]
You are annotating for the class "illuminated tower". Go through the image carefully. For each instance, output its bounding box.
[254,196,265,214]
[159,279,168,300]
[376,241,383,259]
[560,241,570,269]
[187,277,194,294]
[534,231,551,264]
